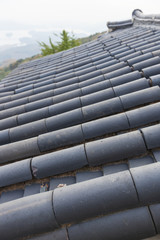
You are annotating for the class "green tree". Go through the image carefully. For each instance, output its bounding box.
[57,30,71,51]
[70,32,81,48]
[39,30,81,56]
[38,37,57,56]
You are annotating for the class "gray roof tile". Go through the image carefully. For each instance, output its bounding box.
[2,10,160,239]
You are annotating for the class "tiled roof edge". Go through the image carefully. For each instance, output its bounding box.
[107,19,133,31]
[132,9,160,24]
[107,9,160,31]
[2,161,160,239]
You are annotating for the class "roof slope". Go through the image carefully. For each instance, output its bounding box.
[1,9,160,240]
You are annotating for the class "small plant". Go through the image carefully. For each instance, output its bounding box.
[39,30,81,56]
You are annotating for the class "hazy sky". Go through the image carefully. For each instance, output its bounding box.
[1,0,160,31]
[0,0,160,45]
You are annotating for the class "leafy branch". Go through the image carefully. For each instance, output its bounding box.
[38,30,81,56]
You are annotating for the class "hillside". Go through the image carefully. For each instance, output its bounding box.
[78,31,106,44]
[0,31,106,81]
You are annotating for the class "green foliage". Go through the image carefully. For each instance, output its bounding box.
[70,32,81,48]
[38,38,57,56]
[39,30,81,56]
[0,69,10,80]
[0,62,19,80]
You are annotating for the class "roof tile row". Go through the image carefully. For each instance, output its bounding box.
[2,162,160,239]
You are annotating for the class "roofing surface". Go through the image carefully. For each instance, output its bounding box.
[1,9,160,240]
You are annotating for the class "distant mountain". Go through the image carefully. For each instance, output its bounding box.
[0,59,16,68]
[0,43,40,66]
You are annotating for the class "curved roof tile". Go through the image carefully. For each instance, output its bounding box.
[1,9,160,240]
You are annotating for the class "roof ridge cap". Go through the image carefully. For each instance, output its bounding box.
[107,9,160,32]
[107,19,133,31]
[132,9,160,22]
